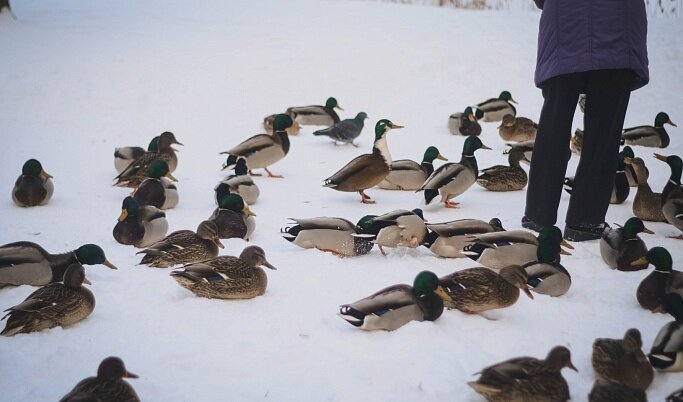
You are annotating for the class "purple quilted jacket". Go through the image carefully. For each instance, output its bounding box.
[534,0,649,90]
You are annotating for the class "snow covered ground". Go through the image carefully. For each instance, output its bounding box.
[1,0,682,400]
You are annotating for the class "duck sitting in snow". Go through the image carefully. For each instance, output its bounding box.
[281,216,376,257]
[137,220,223,268]
[371,209,427,256]
[498,114,537,142]
[622,112,677,148]
[477,145,529,192]
[448,106,481,136]
[654,153,683,239]
[625,157,665,222]
[114,131,183,188]
[218,157,259,205]
[338,271,449,331]
[633,247,683,313]
[599,217,652,271]
[564,152,630,204]
[648,293,683,372]
[377,146,447,191]
[474,90,517,122]
[208,194,256,241]
[313,112,367,146]
[171,246,276,299]
[113,196,168,248]
[523,235,572,297]
[59,357,140,402]
[114,135,158,174]
[418,136,491,208]
[323,119,403,204]
[591,328,653,391]
[12,159,54,207]
[423,218,504,258]
[132,160,178,210]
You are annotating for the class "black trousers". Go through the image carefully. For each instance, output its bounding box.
[525,69,633,226]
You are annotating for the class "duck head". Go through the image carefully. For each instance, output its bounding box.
[75,244,118,269]
[423,146,448,164]
[218,193,255,217]
[118,196,140,221]
[22,159,52,180]
[655,112,677,128]
[240,245,276,270]
[197,220,224,249]
[462,136,492,156]
[618,217,653,239]
[325,97,344,111]
[499,90,517,104]
[413,270,450,301]
[147,160,177,181]
[97,357,138,380]
[631,246,672,272]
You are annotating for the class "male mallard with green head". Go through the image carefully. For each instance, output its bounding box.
[448,106,481,136]
[323,119,403,203]
[209,193,256,240]
[221,114,293,178]
[419,136,491,208]
[622,112,677,148]
[1,263,95,336]
[113,196,168,248]
[114,135,158,174]
[592,328,653,391]
[377,146,447,191]
[633,247,683,313]
[0,242,116,287]
[114,131,182,188]
[218,157,259,205]
[137,220,223,268]
[171,246,276,299]
[599,217,652,271]
[287,96,343,127]
[12,159,54,207]
[523,235,572,297]
[423,218,503,258]
[281,216,375,257]
[338,270,449,331]
[132,160,178,209]
[474,90,517,122]
[59,357,140,402]
[477,146,529,191]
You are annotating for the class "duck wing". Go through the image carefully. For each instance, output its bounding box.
[467,230,538,247]
[345,284,415,313]
[427,219,495,237]
[223,134,276,157]
[137,230,195,256]
[324,153,380,186]
[288,217,356,231]
[420,163,467,190]
[390,159,422,171]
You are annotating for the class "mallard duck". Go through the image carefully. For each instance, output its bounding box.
[208,194,256,240]
[655,153,683,239]
[462,226,572,271]
[371,209,427,255]
[171,246,275,299]
[137,220,224,268]
[588,379,647,402]
[474,91,517,122]
[0,242,116,287]
[114,135,158,174]
[313,112,367,146]
[592,328,653,390]
[113,196,168,248]
[221,114,293,178]
[281,216,375,257]
[59,356,140,402]
[505,140,534,165]
[626,157,665,222]
[523,236,572,297]
[600,217,652,271]
[423,218,504,258]
[622,112,677,148]
[564,154,630,204]
[571,128,583,155]
[218,157,259,205]
[263,114,301,135]
[498,114,537,142]
[648,293,683,371]
[1,263,94,336]
[448,106,482,136]
[468,346,577,402]
[477,146,529,191]
[668,387,683,402]
[419,136,491,208]
[323,119,403,204]
[287,96,343,126]
[620,146,640,187]
[633,247,683,313]
[12,159,54,207]
[114,131,182,188]
[338,270,449,331]
[439,265,533,314]
[130,160,178,209]
[159,176,179,209]
[377,146,447,191]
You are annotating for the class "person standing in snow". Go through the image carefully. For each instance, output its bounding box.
[522,0,649,241]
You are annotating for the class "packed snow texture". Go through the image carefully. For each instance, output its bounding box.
[1,0,682,400]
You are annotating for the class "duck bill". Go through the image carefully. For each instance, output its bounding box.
[124,370,139,379]
[509,98,518,104]
[522,287,534,300]
[103,259,118,270]
[174,140,184,146]
[623,157,633,165]
[480,144,492,150]
[437,154,448,161]
[166,172,179,182]
[40,169,54,179]
[559,248,572,256]
[631,256,648,266]
[83,277,93,285]
[335,105,344,111]
[560,239,574,250]
[262,261,277,270]
[243,206,256,217]
[214,238,225,249]
[468,114,476,122]
[390,124,405,130]
[118,209,129,222]
[668,119,677,127]
[643,227,654,234]
[434,286,453,302]
[654,153,669,162]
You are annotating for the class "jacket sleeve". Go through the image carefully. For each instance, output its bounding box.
[534,0,544,9]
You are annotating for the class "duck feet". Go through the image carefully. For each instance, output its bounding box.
[444,200,460,208]
[408,237,420,248]
[264,167,284,178]
[379,245,387,256]
[359,190,375,204]
[248,169,263,177]
[666,234,683,240]
[320,248,345,258]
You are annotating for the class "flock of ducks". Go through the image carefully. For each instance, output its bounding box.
[3,92,683,401]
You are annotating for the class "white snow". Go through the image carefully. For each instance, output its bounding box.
[1,0,682,400]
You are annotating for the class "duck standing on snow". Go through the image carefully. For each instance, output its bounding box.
[448,106,481,136]
[419,136,491,208]
[114,131,183,188]
[473,90,517,122]
[281,216,376,257]
[468,346,577,402]
[0,242,117,287]
[113,196,168,248]
[323,119,403,204]
[59,357,140,402]
[171,246,276,299]
[221,114,293,178]
[625,157,665,222]
[377,146,447,191]
[114,135,158,174]
[477,145,529,191]
[423,218,504,258]
[371,209,427,255]
[599,217,652,271]
[633,247,683,313]
[1,263,94,336]
[287,96,343,127]
[218,157,259,205]
[438,265,533,314]
[313,112,367,146]
[655,154,683,238]
[622,112,677,148]
[338,270,450,331]
[132,160,178,209]
[12,159,54,207]
[648,293,683,372]
[498,114,537,142]
[208,194,256,240]
[591,328,653,391]
[137,220,223,268]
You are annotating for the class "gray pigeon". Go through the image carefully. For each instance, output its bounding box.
[313,112,367,146]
